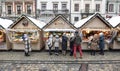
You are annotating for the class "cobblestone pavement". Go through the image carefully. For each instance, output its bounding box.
[0,51,120,71]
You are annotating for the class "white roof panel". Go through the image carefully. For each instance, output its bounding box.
[0,18,13,29]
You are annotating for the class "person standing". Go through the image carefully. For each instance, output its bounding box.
[54,34,60,56]
[99,32,105,55]
[90,34,99,56]
[69,33,74,56]
[73,30,83,59]
[47,34,53,55]
[62,33,68,55]
[22,34,31,56]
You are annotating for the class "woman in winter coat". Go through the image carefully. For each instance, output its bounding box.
[54,35,60,56]
[90,34,99,55]
[99,32,105,55]
[47,34,53,55]
[62,33,68,55]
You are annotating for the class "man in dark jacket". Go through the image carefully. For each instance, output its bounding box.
[62,33,68,55]
[73,30,83,59]
[69,33,74,56]
[99,32,105,55]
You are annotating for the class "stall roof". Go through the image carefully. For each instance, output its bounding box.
[74,13,112,29]
[43,14,76,30]
[0,18,13,29]
[108,16,120,28]
[9,14,46,29]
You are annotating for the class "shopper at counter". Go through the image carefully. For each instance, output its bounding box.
[73,30,83,59]
[99,32,105,55]
[62,33,68,55]
[47,34,53,55]
[90,34,99,56]
[22,34,31,56]
[54,34,60,56]
[69,33,74,56]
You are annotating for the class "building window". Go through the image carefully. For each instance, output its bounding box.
[17,5,21,14]
[41,3,46,11]
[109,4,114,12]
[62,3,67,10]
[119,4,120,12]
[74,4,79,12]
[7,6,12,14]
[27,5,32,14]
[96,4,100,12]
[85,4,90,12]
[74,17,79,21]
[53,3,58,10]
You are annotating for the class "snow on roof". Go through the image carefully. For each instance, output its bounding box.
[27,17,46,29]
[44,29,75,32]
[108,16,120,27]
[74,14,94,28]
[0,18,13,29]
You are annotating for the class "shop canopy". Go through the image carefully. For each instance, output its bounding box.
[8,14,46,29]
[74,13,112,30]
[108,16,120,28]
[44,29,75,32]
[0,18,13,29]
[43,14,76,32]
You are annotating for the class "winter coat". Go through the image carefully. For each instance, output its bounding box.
[47,37,53,47]
[74,35,82,46]
[62,35,68,50]
[90,37,99,50]
[99,34,105,49]
[54,37,60,47]
[23,35,31,53]
[70,37,74,49]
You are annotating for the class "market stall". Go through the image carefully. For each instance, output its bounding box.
[108,16,120,49]
[0,18,13,50]
[74,13,112,50]
[7,15,46,50]
[43,14,76,50]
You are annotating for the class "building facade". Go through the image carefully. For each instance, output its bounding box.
[71,0,106,24]
[0,0,36,20]
[106,0,120,18]
[37,0,70,23]
[1,0,120,24]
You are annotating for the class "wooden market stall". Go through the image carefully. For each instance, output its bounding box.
[108,16,120,49]
[0,18,13,50]
[7,15,46,50]
[43,14,76,50]
[74,13,112,50]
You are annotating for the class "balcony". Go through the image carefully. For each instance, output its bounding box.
[81,9,95,14]
[40,9,69,15]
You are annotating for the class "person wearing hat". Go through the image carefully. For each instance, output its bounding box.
[73,30,83,59]
[53,34,60,56]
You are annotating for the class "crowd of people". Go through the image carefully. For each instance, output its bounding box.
[19,29,118,58]
[46,30,106,59]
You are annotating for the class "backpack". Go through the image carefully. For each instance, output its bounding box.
[74,35,82,46]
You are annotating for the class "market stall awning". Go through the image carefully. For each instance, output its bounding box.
[7,29,38,32]
[44,29,75,32]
